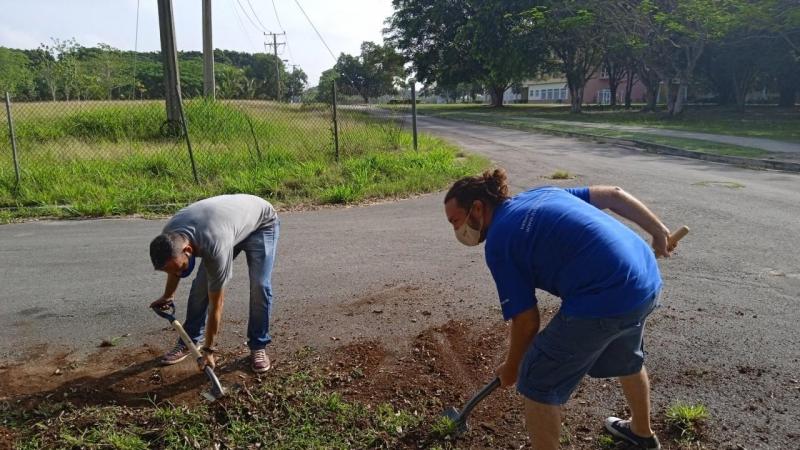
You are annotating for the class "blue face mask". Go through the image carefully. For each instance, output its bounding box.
[179,254,196,278]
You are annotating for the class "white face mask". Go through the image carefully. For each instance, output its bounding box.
[455,207,483,246]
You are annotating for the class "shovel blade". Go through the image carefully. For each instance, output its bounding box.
[441,406,468,436]
[199,366,225,402]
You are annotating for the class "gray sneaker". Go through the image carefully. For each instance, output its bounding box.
[160,341,190,365]
[604,417,661,450]
[251,349,271,373]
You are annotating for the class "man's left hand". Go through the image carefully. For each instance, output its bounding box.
[495,361,518,388]
[198,351,215,371]
[652,230,671,258]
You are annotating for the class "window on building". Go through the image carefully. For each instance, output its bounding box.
[598,89,611,105]
[561,88,567,99]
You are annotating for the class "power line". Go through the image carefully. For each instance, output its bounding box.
[131,0,141,100]
[271,0,296,64]
[235,0,265,34]
[245,0,271,33]
[230,0,258,49]
[271,0,285,31]
[293,0,337,62]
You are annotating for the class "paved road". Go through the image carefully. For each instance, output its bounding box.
[1,116,798,446]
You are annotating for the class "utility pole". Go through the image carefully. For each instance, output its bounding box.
[157,0,182,127]
[264,32,285,101]
[202,0,215,99]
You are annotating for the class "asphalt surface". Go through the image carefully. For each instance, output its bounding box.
[1,115,798,446]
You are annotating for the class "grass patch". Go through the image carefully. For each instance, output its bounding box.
[665,402,709,443]
[417,104,800,143]
[0,100,487,221]
[418,108,771,160]
[596,433,616,449]
[2,370,423,449]
[548,170,574,180]
[692,181,745,189]
[430,415,459,438]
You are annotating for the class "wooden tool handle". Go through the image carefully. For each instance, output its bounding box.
[668,225,690,246]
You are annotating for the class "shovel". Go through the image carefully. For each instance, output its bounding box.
[152,303,225,401]
[441,377,501,436]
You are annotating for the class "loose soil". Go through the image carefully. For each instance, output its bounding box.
[2,283,797,448]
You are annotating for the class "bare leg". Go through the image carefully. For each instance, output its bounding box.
[523,398,561,450]
[619,367,655,437]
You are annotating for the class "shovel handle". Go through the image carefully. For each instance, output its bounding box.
[151,304,202,359]
[669,225,689,247]
[459,377,501,419]
[151,302,177,322]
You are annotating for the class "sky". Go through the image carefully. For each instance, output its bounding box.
[0,0,396,87]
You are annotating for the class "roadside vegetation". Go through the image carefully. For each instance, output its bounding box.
[417,104,800,143]
[0,100,486,222]
[0,346,712,450]
[665,402,710,444]
[417,104,787,159]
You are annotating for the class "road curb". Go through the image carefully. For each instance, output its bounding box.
[425,115,800,173]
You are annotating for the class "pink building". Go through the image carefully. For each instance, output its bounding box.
[520,72,647,105]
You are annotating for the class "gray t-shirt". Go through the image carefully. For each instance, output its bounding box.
[163,194,277,291]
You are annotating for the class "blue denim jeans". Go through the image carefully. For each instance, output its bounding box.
[180,220,279,350]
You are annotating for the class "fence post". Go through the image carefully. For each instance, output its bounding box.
[4,92,21,187]
[410,80,418,151]
[332,80,340,162]
[177,100,199,184]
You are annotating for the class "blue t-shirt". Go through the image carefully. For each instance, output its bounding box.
[485,187,662,320]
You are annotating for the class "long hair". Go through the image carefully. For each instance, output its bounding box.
[444,168,510,209]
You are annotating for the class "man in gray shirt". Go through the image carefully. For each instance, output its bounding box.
[149,194,279,373]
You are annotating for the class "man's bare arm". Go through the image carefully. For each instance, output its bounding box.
[588,186,672,256]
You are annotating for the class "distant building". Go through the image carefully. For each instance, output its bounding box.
[492,71,648,105]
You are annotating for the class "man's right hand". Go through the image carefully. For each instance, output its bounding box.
[150,296,174,310]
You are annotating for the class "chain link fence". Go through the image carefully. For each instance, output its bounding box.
[0,80,417,211]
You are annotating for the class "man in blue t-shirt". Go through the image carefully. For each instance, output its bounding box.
[444,169,677,450]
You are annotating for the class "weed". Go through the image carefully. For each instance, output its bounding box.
[431,415,459,438]
[549,170,573,180]
[666,402,709,443]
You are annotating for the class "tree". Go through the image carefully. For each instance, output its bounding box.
[245,53,286,100]
[387,0,549,107]
[334,41,404,103]
[602,38,637,107]
[602,0,740,115]
[523,1,607,113]
[0,48,34,98]
[313,68,338,104]
[215,64,246,99]
[77,44,131,100]
[701,31,767,110]
[284,68,308,101]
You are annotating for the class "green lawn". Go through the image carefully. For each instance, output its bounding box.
[0,100,486,221]
[417,104,800,143]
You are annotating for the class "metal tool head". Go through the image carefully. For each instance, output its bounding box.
[200,365,226,402]
[440,378,500,437]
[441,406,468,436]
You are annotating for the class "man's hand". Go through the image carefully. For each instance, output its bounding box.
[150,296,174,310]
[198,351,215,371]
[495,361,519,388]
[652,230,671,258]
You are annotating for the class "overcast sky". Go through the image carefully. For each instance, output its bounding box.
[0,0,396,86]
